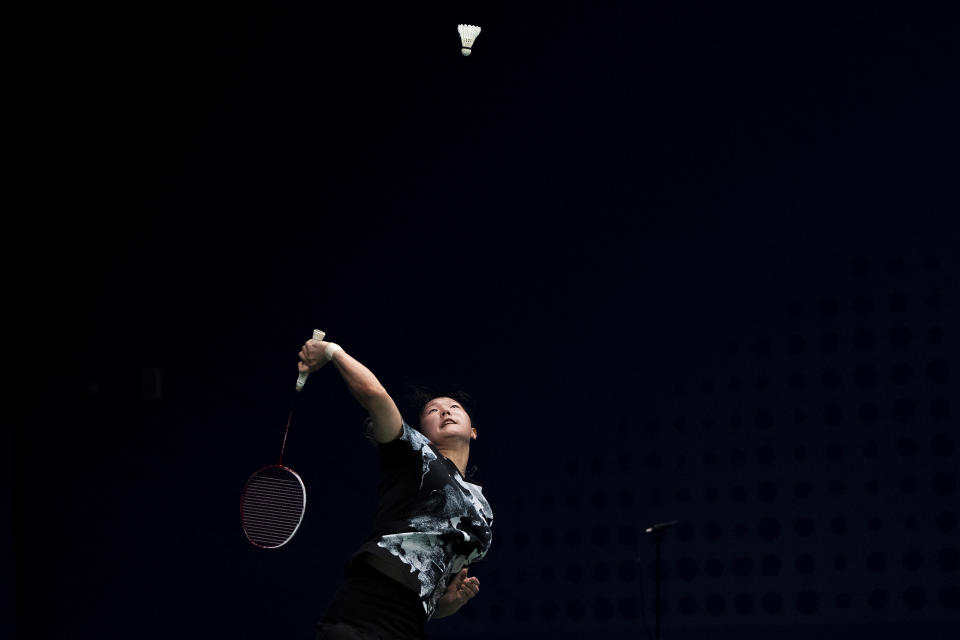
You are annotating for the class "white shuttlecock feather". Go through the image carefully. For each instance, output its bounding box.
[458,24,481,56]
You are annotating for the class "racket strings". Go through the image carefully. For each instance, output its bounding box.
[241,467,306,548]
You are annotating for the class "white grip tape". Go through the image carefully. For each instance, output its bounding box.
[296,329,326,391]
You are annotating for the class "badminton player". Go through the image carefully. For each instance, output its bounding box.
[298,338,493,640]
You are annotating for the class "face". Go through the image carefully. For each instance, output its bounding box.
[419,397,476,444]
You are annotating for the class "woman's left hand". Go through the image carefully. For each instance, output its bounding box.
[438,569,479,611]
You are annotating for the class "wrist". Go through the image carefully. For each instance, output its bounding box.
[324,342,343,362]
[434,599,461,618]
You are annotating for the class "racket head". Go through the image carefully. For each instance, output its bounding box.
[240,464,307,549]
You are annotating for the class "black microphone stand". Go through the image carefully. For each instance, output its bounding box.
[644,520,678,640]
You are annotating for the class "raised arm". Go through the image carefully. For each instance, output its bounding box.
[298,339,403,443]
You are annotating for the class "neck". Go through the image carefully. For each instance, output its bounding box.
[436,443,470,478]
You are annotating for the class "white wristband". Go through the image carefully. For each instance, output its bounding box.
[324,342,343,362]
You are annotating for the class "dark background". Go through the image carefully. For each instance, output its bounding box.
[10,0,960,638]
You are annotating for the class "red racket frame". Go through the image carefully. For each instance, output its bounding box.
[240,463,307,549]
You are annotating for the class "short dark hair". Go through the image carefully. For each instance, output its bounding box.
[403,382,478,431]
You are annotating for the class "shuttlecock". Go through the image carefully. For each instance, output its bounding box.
[458,24,481,56]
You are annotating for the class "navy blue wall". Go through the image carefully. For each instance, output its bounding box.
[13,1,959,638]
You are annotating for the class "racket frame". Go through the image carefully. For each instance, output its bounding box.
[240,463,307,549]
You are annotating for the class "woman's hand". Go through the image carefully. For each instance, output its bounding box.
[298,339,333,374]
[435,569,479,617]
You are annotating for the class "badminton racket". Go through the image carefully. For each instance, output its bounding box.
[240,329,324,549]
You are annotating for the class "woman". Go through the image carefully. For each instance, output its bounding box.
[298,337,493,640]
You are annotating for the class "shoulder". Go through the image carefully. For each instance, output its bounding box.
[381,422,432,451]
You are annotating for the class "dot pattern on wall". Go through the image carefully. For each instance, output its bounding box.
[436,250,958,636]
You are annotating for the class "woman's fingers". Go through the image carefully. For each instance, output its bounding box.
[296,338,333,375]
[460,577,479,598]
[301,341,328,361]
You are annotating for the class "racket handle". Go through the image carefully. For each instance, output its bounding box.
[296,329,326,391]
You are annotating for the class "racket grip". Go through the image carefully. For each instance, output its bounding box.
[296,329,326,391]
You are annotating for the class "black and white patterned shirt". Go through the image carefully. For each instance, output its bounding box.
[352,422,494,620]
